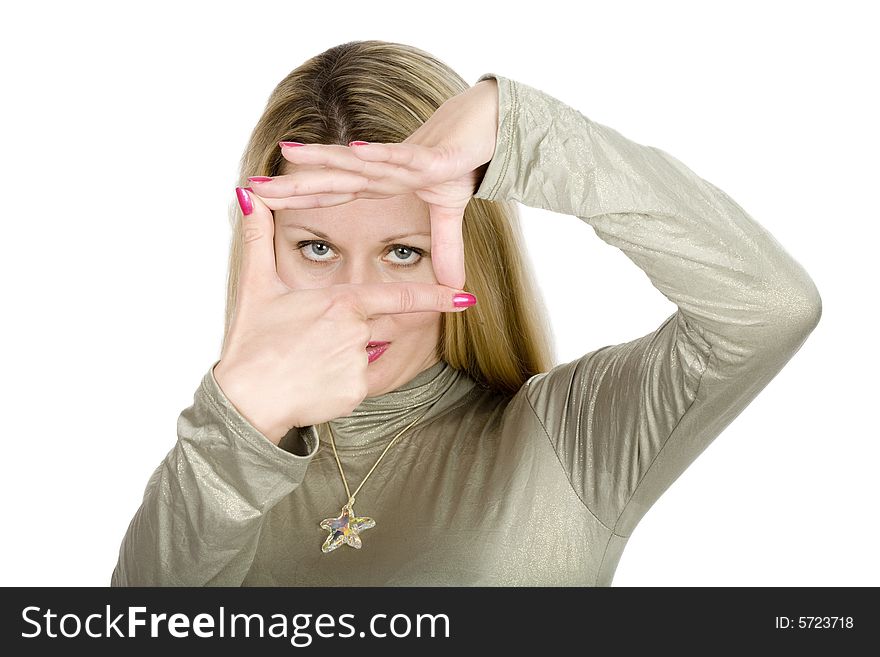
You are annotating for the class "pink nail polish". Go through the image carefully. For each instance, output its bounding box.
[248,176,273,184]
[235,187,253,216]
[348,140,370,146]
[279,141,305,148]
[453,293,477,308]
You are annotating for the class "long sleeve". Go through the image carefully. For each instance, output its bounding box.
[473,73,822,539]
[110,360,321,586]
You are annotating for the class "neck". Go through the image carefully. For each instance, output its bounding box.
[320,360,476,452]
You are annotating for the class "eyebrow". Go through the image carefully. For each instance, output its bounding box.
[282,224,431,243]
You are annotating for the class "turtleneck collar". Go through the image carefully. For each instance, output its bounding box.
[319,359,478,453]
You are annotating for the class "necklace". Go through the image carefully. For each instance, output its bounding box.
[319,403,435,554]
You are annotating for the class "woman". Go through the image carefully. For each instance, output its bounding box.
[111,40,822,586]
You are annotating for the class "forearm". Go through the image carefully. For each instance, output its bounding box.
[474,72,822,355]
[111,362,320,586]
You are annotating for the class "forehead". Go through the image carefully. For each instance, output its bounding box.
[274,187,431,241]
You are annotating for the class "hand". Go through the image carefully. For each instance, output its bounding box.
[246,78,499,290]
[213,190,475,445]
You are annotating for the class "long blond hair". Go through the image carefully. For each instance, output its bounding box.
[223,40,555,396]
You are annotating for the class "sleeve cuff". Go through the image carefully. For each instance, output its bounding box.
[203,359,321,465]
[473,72,517,202]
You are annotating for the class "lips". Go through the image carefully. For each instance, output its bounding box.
[366,341,390,363]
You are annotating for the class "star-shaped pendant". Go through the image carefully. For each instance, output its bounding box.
[319,504,376,553]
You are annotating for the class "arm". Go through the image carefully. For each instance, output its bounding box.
[474,73,821,538]
[110,360,321,585]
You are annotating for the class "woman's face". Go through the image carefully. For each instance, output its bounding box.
[272,166,442,399]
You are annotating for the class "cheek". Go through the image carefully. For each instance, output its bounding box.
[273,240,296,286]
[389,311,442,337]
[274,243,329,290]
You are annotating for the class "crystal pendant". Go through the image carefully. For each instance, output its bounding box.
[319,502,376,553]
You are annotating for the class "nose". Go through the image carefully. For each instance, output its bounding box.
[337,260,383,338]
[336,257,387,287]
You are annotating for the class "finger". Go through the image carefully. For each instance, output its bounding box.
[235,187,285,306]
[343,281,476,317]
[351,142,461,192]
[427,205,467,289]
[247,166,416,200]
[278,142,401,178]
[247,189,385,212]
[280,143,446,194]
[347,141,443,173]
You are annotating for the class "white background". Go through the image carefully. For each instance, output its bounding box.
[1,0,875,587]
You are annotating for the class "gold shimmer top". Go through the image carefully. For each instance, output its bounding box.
[111,73,821,586]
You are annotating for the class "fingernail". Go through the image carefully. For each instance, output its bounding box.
[248,176,273,184]
[453,293,477,308]
[348,140,370,147]
[279,141,305,148]
[235,187,253,216]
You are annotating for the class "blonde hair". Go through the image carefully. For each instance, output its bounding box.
[223,40,555,396]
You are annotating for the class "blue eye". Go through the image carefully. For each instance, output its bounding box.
[303,241,332,259]
[295,240,426,269]
[385,245,424,267]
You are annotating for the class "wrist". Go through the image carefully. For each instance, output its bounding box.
[477,79,499,166]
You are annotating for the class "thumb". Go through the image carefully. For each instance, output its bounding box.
[235,186,283,306]
[427,204,467,290]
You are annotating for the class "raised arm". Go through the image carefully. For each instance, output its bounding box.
[474,73,821,539]
[110,361,320,586]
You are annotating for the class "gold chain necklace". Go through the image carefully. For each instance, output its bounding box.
[319,403,435,553]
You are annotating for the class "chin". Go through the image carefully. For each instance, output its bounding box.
[365,360,395,395]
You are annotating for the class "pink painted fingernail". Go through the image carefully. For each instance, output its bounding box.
[235,187,253,216]
[279,141,305,148]
[248,176,273,184]
[348,140,370,146]
[453,293,477,308]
